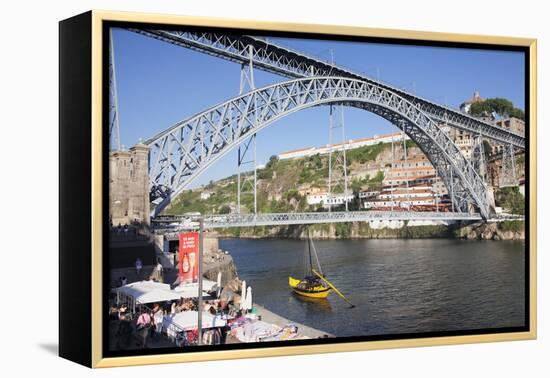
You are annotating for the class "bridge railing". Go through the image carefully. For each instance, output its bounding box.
[203,211,482,228]
[152,211,485,232]
[152,210,524,234]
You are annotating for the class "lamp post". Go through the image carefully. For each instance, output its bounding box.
[177,215,205,345]
[197,216,204,345]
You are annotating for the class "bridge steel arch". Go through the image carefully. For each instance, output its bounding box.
[133,29,525,149]
[145,77,491,219]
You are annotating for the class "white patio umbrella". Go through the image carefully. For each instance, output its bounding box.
[163,311,227,333]
[135,288,182,304]
[240,280,247,310]
[216,271,222,298]
[245,286,253,312]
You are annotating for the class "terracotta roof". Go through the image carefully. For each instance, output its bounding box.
[376,132,406,139]
[384,174,438,182]
[390,167,433,172]
[365,197,434,203]
[280,132,407,156]
[392,156,430,163]
[279,146,315,155]
[381,189,434,196]
[351,136,374,143]
[352,132,402,143]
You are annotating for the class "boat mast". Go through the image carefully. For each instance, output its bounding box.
[307,229,313,276]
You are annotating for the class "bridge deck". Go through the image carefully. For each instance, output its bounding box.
[154,211,490,230]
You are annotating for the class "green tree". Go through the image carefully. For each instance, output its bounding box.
[334,222,352,238]
[312,153,323,169]
[495,186,524,215]
[286,189,302,202]
[469,97,525,120]
[266,155,279,169]
[351,178,363,193]
[219,205,231,214]
[372,170,384,183]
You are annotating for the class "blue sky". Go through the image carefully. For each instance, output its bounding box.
[111,28,525,187]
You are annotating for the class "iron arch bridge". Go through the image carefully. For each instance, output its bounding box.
[134,29,525,149]
[145,76,491,219]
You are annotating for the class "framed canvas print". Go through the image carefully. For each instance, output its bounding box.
[59,10,537,368]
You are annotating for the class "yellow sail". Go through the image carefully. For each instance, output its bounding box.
[288,277,301,288]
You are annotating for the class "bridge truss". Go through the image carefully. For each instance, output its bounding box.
[132,29,525,149]
[145,77,491,219]
[167,211,484,229]
[117,28,530,222]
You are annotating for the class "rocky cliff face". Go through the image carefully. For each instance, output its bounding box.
[202,254,239,286]
[214,220,525,241]
[202,242,243,303]
[454,221,524,241]
[202,236,239,285]
[215,222,452,240]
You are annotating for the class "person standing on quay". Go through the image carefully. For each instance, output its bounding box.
[135,257,142,279]
[156,258,163,283]
[152,304,164,340]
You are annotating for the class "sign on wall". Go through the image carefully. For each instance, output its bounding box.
[179,232,199,283]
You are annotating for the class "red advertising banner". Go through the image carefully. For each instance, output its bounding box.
[179,232,199,283]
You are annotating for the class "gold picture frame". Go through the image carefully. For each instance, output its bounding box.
[59,9,537,368]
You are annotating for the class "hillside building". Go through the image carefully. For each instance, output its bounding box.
[306,192,354,207]
[278,132,409,160]
[459,90,484,114]
[495,117,525,136]
[363,185,448,211]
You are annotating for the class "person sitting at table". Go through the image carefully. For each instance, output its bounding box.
[208,306,217,316]
[109,305,119,320]
[219,298,229,315]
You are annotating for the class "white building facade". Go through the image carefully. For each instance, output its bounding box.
[278,132,409,160]
[306,192,354,207]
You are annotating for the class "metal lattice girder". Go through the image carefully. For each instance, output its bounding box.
[327,105,350,211]
[236,57,257,214]
[154,212,524,232]
[153,211,482,230]
[109,29,121,151]
[500,143,519,187]
[145,76,491,219]
[131,28,525,149]
[204,211,484,228]
[471,134,487,181]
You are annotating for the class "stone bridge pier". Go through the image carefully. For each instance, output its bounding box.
[109,143,150,226]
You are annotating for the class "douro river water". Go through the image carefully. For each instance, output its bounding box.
[220,238,525,337]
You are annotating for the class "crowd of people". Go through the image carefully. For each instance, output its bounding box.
[109,248,313,349]
[109,303,167,349]
[109,291,250,349]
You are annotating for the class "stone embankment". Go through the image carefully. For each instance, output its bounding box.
[454,221,524,241]
[201,237,241,295]
[213,219,525,241]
